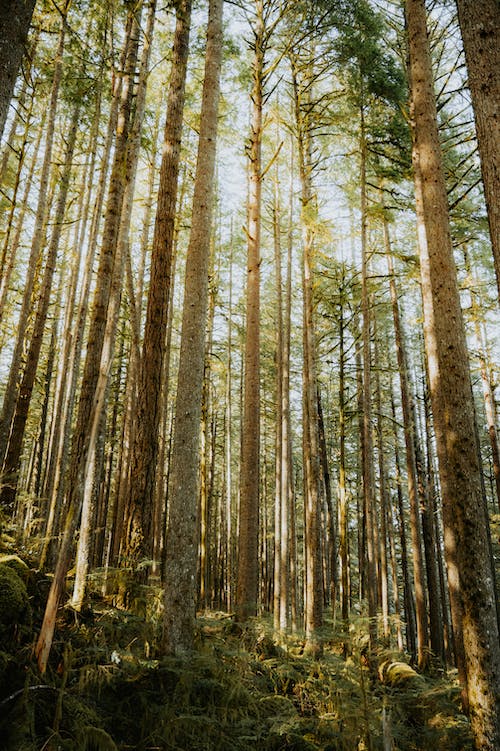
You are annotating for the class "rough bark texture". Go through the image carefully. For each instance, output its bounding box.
[0,0,36,140]
[0,101,80,511]
[34,6,142,673]
[455,0,500,301]
[384,222,429,667]
[290,55,323,648]
[236,0,264,622]
[162,0,223,654]
[0,15,65,476]
[406,1,500,746]
[123,0,192,578]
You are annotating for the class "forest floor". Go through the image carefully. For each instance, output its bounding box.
[0,551,474,751]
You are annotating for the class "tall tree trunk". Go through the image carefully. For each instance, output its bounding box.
[0,0,36,140]
[406,1,500,745]
[70,0,157,612]
[455,0,500,302]
[384,218,429,667]
[391,391,417,659]
[123,0,192,580]
[236,0,264,622]
[291,54,323,649]
[0,101,80,511]
[337,274,349,647]
[162,0,223,654]
[359,103,377,652]
[34,4,143,673]
[0,10,67,476]
[272,180,285,633]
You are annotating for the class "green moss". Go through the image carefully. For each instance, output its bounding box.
[0,563,31,640]
[0,554,30,581]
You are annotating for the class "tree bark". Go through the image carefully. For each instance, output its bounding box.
[236,0,264,622]
[455,0,500,302]
[162,0,223,654]
[123,0,192,581]
[0,100,80,512]
[406,1,500,744]
[0,0,36,140]
[34,3,142,673]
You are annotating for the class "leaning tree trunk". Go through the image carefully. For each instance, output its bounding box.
[406,1,500,746]
[455,0,500,303]
[0,101,80,513]
[0,11,66,476]
[34,3,143,674]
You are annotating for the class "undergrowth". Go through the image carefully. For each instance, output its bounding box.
[0,558,473,750]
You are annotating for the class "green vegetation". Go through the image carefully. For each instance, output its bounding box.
[0,555,472,751]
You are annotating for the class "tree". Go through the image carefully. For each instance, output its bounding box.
[406,0,500,746]
[34,2,143,672]
[236,0,265,622]
[0,0,36,140]
[162,0,224,655]
[122,0,192,582]
[455,0,500,302]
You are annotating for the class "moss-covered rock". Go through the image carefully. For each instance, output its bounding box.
[0,563,31,642]
[0,554,31,581]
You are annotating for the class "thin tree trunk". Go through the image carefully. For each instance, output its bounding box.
[236,0,264,622]
[0,101,81,511]
[391,391,417,659]
[34,4,143,673]
[360,103,377,652]
[0,11,67,475]
[384,218,429,666]
[292,55,323,650]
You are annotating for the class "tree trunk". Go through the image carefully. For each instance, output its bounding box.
[0,11,66,476]
[162,0,223,654]
[455,0,500,302]
[359,103,377,652]
[0,100,80,512]
[123,0,192,581]
[34,3,143,673]
[291,54,323,649]
[406,0,500,744]
[0,0,36,140]
[236,0,264,622]
[384,218,429,667]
